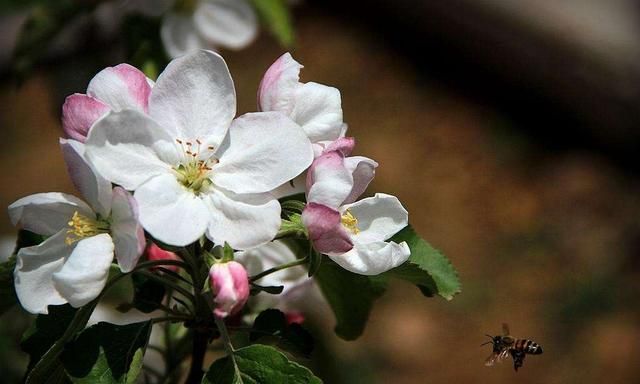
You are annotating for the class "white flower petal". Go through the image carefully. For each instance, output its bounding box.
[235,240,308,311]
[290,82,343,143]
[344,193,409,244]
[8,193,94,236]
[258,52,303,114]
[60,138,113,217]
[161,13,209,59]
[205,188,280,250]
[150,50,235,145]
[85,110,175,190]
[135,174,209,246]
[270,173,306,199]
[342,155,377,204]
[14,231,70,314]
[306,151,353,207]
[329,240,410,275]
[110,187,144,272]
[86,63,152,113]
[52,234,114,308]
[213,112,313,194]
[194,0,257,49]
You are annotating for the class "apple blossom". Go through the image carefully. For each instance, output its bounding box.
[62,64,154,142]
[8,139,145,314]
[161,0,258,58]
[258,52,346,153]
[84,50,313,248]
[209,260,250,318]
[301,150,409,275]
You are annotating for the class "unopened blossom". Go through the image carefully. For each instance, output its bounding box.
[62,64,154,142]
[161,0,258,58]
[209,261,249,318]
[8,139,145,314]
[302,151,409,275]
[258,52,345,154]
[84,50,313,249]
[145,243,181,273]
[235,240,318,314]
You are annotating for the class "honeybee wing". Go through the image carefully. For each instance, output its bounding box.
[502,323,510,336]
[485,348,510,366]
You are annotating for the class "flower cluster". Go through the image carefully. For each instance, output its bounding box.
[9,50,410,322]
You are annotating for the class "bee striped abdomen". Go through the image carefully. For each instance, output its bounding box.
[516,339,543,355]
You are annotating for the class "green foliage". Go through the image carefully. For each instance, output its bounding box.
[0,256,17,316]
[250,0,295,47]
[250,309,313,357]
[22,301,99,383]
[61,321,152,383]
[385,225,461,300]
[11,0,95,80]
[315,260,387,340]
[130,272,167,313]
[21,305,77,373]
[203,344,321,384]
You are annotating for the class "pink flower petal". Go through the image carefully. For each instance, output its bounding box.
[62,94,110,142]
[258,52,302,114]
[209,261,250,318]
[302,203,353,254]
[324,136,355,156]
[87,63,152,113]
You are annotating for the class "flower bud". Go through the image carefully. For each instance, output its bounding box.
[209,261,250,318]
[145,243,180,272]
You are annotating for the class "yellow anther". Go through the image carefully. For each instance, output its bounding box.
[341,210,360,234]
[66,211,99,245]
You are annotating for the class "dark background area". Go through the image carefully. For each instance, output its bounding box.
[1,1,640,383]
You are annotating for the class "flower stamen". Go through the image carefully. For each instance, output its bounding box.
[341,209,360,234]
[66,211,109,245]
[173,138,218,194]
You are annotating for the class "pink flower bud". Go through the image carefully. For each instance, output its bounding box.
[285,311,305,325]
[209,261,250,318]
[145,243,180,272]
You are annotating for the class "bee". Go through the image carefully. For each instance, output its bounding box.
[482,323,543,371]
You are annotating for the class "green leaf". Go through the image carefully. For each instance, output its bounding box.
[250,0,295,47]
[61,321,152,383]
[386,225,461,300]
[250,309,313,357]
[315,260,387,340]
[0,256,17,315]
[23,301,99,383]
[202,344,321,384]
[131,272,166,313]
[21,304,77,372]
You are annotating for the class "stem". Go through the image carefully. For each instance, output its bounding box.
[132,259,192,273]
[249,256,308,282]
[185,330,209,384]
[137,270,196,305]
[151,315,192,324]
[214,316,237,367]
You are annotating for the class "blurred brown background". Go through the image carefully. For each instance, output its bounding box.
[2,1,640,383]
